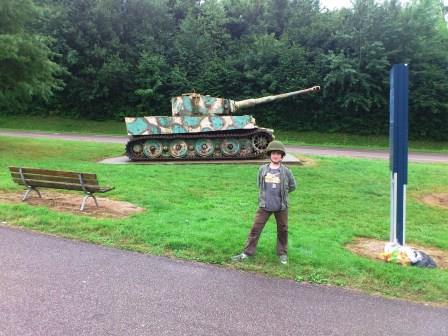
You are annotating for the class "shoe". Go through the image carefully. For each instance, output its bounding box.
[232,252,249,262]
[279,255,288,265]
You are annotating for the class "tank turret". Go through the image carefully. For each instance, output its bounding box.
[125,85,320,161]
[171,86,320,116]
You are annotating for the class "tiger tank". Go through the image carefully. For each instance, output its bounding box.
[125,86,320,161]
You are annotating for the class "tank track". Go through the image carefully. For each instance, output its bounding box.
[125,129,274,161]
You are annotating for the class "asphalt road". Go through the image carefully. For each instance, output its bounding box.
[1,225,447,336]
[1,130,447,163]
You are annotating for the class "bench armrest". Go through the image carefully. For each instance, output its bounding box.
[99,186,115,193]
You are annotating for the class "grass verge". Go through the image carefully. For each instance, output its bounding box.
[0,136,447,304]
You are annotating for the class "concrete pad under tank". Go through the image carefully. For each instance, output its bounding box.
[99,153,301,165]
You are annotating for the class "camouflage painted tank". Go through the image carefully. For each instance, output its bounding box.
[125,86,320,161]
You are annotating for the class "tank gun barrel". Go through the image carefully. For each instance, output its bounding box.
[234,85,320,111]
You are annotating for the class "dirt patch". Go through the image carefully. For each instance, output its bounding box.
[295,155,317,167]
[0,190,144,218]
[346,237,448,269]
[419,193,448,209]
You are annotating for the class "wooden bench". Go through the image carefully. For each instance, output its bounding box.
[9,167,114,211]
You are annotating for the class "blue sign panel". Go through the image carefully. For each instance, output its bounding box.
[389,64,408,246]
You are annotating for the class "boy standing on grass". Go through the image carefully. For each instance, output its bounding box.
[232,140,296,265]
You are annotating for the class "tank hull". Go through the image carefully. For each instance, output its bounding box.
[125,115,256,136]
[125,128,274,161]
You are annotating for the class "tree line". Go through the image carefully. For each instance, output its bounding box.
[1,0,447,139]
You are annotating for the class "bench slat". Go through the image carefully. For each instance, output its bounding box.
[9,167,97,179]
[13,178,101,192]
[10,172,98,185]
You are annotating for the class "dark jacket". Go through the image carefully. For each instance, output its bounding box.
[257,163,296,210]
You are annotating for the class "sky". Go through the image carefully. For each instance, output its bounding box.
[320,0,448,10]
[321,0,448,23]
[320,0,352,10]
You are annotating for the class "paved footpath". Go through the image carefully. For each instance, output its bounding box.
[1,130,447,163]
[1,225,447,336]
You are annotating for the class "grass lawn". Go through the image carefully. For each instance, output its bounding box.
[0,116,126,135]
[1,115,447,153]
[0,136,447,304]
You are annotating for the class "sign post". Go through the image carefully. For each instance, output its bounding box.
[389,64,409,246]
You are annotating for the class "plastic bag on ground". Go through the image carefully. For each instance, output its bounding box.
[413,251,437,268]
[380,242,437,268]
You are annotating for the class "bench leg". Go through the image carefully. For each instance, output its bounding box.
[22,187,41,201]
[80,193,99,211]
[92,194,99,208]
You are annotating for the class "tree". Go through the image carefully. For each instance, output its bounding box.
[37,0,176,119]
[4,0,447,139]
[0,0,62,113]
[403,0,448,139]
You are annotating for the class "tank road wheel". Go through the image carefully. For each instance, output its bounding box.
[143,140,163,159]
[126,141,145,159]
[221,138,240,156]
[169,140,188,158]
[251,133,270,153]
[132,143,143,153]
[195,139,214,157]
